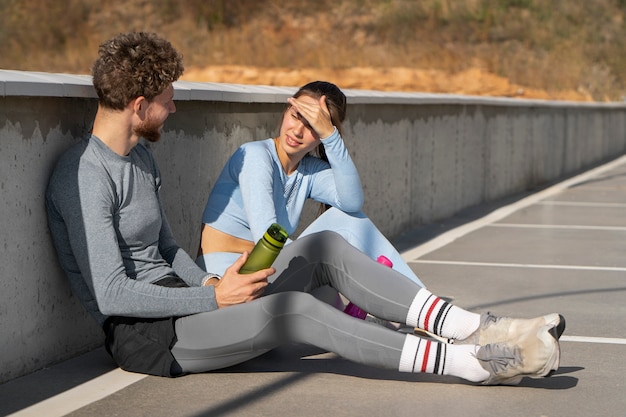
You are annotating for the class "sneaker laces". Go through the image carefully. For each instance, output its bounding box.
[475,343,522,375]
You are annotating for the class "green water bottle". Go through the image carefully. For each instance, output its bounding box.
[239,223,289,274]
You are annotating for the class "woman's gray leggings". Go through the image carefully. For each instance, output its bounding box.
[171,231,422,373]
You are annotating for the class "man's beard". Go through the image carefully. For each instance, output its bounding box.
[134,116,162,143]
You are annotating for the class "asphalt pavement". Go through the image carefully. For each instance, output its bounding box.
[2,155,626,417]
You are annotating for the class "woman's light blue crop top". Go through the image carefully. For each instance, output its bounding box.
[201,129,364,243]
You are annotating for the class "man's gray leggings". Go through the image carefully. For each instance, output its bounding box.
[171,231,422,373]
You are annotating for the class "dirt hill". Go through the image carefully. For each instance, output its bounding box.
[182,65,591,101]
[1,0,624,102]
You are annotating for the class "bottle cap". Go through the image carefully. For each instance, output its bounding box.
[264,223,288,248]
[376,255,393,267]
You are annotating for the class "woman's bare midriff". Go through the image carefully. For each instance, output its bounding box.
[198,224,255,256]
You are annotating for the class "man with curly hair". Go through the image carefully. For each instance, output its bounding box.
[46,31,230,375]
[91,31,184,144]
[46,32,564,384]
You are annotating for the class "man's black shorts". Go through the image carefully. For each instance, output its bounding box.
[102,276,189,377]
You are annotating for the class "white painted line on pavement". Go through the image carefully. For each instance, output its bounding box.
[411,259,626,272]
[7,368,146,417]
[537,201,626,208]
[401,154,626,261]
[561,335,626,345]
[491,223,626,232]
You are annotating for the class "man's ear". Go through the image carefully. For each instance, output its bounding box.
[132,96,148,118]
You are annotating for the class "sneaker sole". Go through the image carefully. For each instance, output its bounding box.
[541,313,566,338]
[545,314,566,376]
[553,314,566,339]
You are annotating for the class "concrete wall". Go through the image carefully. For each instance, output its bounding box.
[1,70,625,383]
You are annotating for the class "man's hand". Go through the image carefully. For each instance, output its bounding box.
[213,251,274,308]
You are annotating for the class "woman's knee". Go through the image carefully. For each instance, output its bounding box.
[318,207,367,222]
[297,229,348,248]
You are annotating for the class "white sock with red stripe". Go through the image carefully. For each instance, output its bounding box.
[398,334,490,382]
[406,288,481,341]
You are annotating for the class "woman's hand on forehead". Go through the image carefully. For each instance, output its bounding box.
[287,96,335,139]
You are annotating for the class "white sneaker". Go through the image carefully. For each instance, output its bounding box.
[477,324,561,385]
[459,312,565,346]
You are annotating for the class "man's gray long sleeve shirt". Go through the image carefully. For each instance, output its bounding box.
[46,136,218,326]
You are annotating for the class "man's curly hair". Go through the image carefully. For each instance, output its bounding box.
[92,32,184,110]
